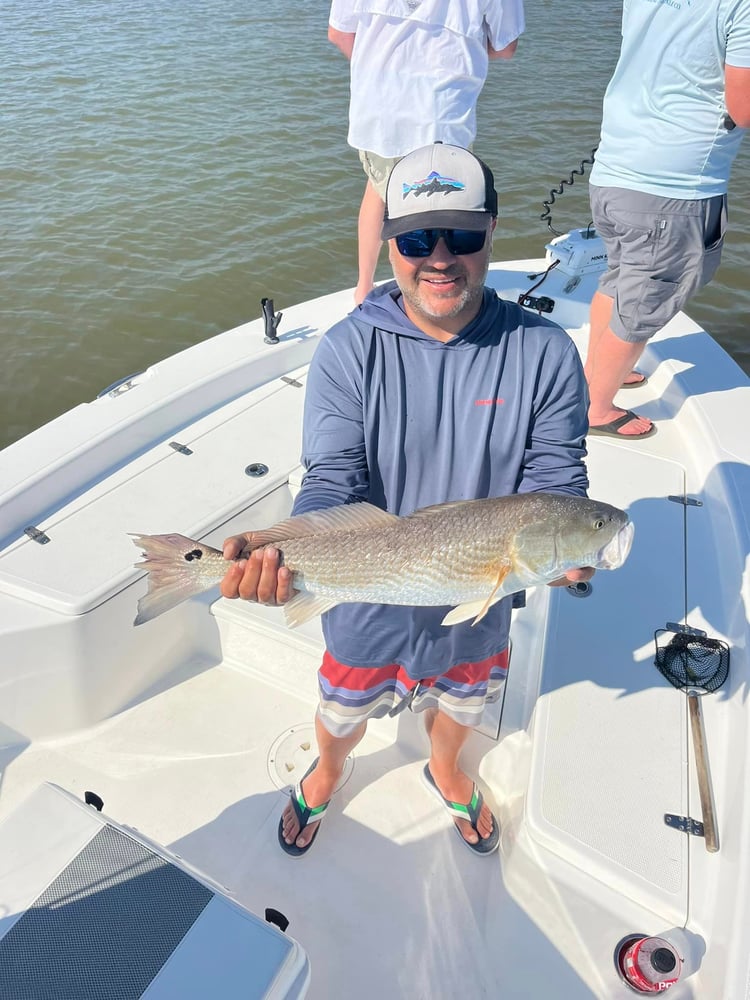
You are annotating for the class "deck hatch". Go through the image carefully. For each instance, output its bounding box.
[0,371,308,616]
[527,445,690,918]
[0,825,212,999]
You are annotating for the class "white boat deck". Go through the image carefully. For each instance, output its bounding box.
[1,253,749,997]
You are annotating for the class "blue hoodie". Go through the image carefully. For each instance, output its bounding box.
[293,282,589,679]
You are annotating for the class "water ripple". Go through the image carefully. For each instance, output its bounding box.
[1,0,748,449]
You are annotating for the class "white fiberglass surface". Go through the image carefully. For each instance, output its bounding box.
[0,655,606,999]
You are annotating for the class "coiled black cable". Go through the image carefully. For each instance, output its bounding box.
[540,146,598,236]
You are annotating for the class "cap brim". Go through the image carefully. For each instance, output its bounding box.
[381,210,493,241]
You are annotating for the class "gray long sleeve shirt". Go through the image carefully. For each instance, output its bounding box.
[293,281,589,679]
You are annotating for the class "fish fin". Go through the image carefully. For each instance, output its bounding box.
[283,592,338,628]
[471,565,512,625]
[405,498,488,522]
[440,600,489,627]
[130,532,222,559]
[130,533,222,625]
[246,503,398,548]
[440,564,512,628]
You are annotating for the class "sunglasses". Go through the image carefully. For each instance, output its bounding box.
[394,227,487,258]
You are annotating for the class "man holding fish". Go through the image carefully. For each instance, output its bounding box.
[219,144,604,857]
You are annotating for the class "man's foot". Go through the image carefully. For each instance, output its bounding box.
[588,408,654,438]
[422,763,499,854]
[278,758,339,855]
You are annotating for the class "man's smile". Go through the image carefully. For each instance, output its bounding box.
[418,270,465,289]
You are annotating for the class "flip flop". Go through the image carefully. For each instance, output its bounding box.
[421,764,500,856]
[589,409,656,439]
[278,757,330,858]
[620,370,648,389]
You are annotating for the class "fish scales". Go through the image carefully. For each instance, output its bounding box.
[131,493,634,627]
[278,501,521,605]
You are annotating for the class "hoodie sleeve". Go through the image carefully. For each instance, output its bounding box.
[293,324,370,515]
[517,325,590,497]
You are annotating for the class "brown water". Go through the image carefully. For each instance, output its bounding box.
[2,0,749,451]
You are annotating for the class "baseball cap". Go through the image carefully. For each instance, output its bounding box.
[381,143,498,241]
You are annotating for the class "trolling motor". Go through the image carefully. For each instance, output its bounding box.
[515,146,608,313]
[262,297,283,344]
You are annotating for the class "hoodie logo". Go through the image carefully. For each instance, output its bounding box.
[402,171,464,199]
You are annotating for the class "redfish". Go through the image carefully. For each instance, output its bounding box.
[132,492,633,628]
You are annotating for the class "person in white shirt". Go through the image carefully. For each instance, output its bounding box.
[328,0,524,305]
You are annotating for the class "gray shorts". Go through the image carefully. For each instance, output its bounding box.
[589,185,727,343]
[357,149,400,199]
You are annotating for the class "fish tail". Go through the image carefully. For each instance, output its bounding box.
[131,533,222,625]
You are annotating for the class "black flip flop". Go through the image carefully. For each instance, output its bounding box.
[421,764,500,856]
[589,409,656,439]
[278,757,330,858]
[619,370,648,389]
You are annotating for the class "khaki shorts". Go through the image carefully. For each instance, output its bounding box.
[590,185,727,343]
[358,149,400,199]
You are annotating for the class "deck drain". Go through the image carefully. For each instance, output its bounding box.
[267,724,354,792]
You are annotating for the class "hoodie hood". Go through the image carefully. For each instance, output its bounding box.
[352,280,508,346]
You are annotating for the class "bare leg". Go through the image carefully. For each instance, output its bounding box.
[585,291,653,435]
[585,290,614,364]
[354,180,384,305]
[424,708,494,844]
[280,713,367,849]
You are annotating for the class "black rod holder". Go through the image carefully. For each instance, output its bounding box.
[262,297,282,344]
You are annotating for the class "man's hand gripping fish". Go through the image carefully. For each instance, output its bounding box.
[131,492,633,628]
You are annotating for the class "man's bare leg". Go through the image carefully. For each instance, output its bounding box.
[280,714,367,850]
[585,290,653,435]
[424,708,494,844]
[354,180,385,305]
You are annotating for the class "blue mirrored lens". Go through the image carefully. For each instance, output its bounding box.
[395,228,486,258]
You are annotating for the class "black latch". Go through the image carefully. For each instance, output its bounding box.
[265,907,290,932]
[665,813,705,838]
[84,791,104,812]
[169,442,193,455]
[24,526,51,544]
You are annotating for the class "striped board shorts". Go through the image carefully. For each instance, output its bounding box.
[317,648,509,739]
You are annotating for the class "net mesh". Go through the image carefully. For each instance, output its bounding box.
[654,630,730,693]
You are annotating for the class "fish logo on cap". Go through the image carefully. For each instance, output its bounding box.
[402,171,464,199]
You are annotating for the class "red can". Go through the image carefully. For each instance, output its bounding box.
[620,936,681,992]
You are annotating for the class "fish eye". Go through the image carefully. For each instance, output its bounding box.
[593,518,606,530]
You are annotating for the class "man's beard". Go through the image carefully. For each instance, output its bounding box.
[400,261,489,321]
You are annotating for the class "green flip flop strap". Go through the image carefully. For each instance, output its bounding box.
[443,786,482,827]
[293,783,329,826]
